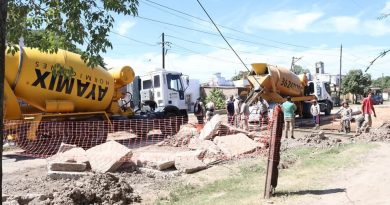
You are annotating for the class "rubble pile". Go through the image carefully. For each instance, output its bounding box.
[158,124,199,147]
[2,173,141,205]
[360,122,390,142]
[50,173,141,204]
[297,131,342,147]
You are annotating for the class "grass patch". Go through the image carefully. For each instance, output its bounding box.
[157,142,377,205]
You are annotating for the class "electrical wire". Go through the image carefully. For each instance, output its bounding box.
[196,0,250,71]
[111,31,157,46]
[141,0,335,51]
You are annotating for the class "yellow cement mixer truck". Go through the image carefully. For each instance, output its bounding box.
[4,47,188,154]
[246,63,333,118]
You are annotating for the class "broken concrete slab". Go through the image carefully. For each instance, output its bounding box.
[86,140,132,173]
[199,114,222,140]
[47,162,87,172]
[47,170,90,180]
[174,157,207,174]
[214,133,259,158]
[57,143,77,153]
[136,152,175,170]
[188,138,221,155]
[48,147,89,164]
[175,150,205,161]
[107,131,137,141]
[176,124,199,137]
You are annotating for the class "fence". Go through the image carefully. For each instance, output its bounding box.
[3,114,272,159]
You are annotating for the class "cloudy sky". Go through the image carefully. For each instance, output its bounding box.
[103,0,390,82]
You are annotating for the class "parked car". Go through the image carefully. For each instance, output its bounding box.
[373,94,383,105]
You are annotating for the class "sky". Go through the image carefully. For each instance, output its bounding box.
[102,0,390,82]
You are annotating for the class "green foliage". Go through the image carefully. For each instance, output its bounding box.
[371,76,390,89]
[342,69,372,102]
[293,65,310,75]
[205,88,225,110]
[231,70,249,81]
[6,0,139,67]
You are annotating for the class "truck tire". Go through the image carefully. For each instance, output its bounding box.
[324,101,332,116]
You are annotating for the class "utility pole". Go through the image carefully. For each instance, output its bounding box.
[0,0,8,200]
[162,32,165,69]
[290,56,303,74]
[339,44,342,100]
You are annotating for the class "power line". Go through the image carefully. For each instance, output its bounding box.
[136,15,341,57]
[170,43,244,65]
[110,31,157,46]
[141,0,337,51]
[166,34,268,55]
[196,0,251,73]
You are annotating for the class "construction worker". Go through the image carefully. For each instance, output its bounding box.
[282,96,297,139]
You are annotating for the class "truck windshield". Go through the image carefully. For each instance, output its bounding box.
[167,74,183,92]
[142,79,152,89]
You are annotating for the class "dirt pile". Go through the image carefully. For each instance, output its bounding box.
[50,173,141,204]
[360,122,390,142]
[297,131,342,148]
[3,173,142,205]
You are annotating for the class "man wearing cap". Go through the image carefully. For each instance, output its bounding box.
[282,96,297,139]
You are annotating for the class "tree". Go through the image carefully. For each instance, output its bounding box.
[371,76,390,89]
[342,69,372,104]
[205,88,226,110]
[231,70,250,81]
[293,65,310,75]
[0,0,139,195]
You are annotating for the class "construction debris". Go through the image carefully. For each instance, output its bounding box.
[158,124,199,147]
[86,141,132,173]
[199,114,222,140]
[48,162,86,172]
[214,133,260,158]
[107,131,137,141]
[49,173,141,204]
[175,157,207,174]
[47,170,90,180]
[57,143,77,154]
[49,147,89,164]
[188,138,221,155]
[136,152,175,171]
[359,121,390,142]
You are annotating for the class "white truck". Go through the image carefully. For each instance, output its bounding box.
[126,68,189,118]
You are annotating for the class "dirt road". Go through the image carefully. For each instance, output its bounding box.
[293,142,390,205]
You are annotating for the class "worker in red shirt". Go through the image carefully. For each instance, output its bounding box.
[360,91,376,133]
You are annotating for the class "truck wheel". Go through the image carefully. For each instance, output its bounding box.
[324,102,331,115]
